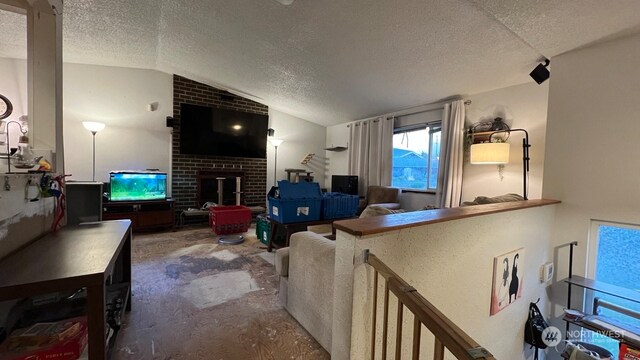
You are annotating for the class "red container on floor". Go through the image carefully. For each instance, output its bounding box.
[209,205,252,235]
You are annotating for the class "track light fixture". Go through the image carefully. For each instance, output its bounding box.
[530,59,550,85]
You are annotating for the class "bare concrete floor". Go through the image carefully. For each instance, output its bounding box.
[112,226,330,360]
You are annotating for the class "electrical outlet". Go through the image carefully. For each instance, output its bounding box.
[540,262,554,283]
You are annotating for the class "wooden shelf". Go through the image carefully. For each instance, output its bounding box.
[563,276,640,304]
[324,146,348,152]
[562,242,640,352]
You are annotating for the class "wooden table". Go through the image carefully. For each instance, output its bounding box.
[0,220,133,360]
[266,217,353,252]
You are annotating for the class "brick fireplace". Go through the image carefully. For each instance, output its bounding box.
[171,75,268,215]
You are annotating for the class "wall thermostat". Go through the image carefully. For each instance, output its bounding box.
[540,262,554,283]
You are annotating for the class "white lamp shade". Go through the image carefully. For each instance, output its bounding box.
[82,121,106,133]
[269,138,284,147]
[470,142,510,164]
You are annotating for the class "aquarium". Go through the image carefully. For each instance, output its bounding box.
[109,171,167,201]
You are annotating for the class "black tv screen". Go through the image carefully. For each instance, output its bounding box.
[180,103,268,158]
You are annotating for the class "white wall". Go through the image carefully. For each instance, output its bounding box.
[463,82,549,202]
[63,63,173,191]
[267,108,327,190]
[0,58,31,164]
[0,175,55,259]
[542,33,640,324]
[0,2,61,260]
[0,57,28,129]
[325,123,350,189]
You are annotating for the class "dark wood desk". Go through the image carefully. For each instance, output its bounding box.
[0,220,133,360]
[266,217,353,252]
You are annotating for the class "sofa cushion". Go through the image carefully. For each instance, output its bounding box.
[275,247,289,277]
[462,193,525,206]
[369,202,401,210]
[359,205,406,218]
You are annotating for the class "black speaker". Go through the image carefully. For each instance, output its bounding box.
[331,175,358,195]
[530,59,550,84]
[166,116,175,127]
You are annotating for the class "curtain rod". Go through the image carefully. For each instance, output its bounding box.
[384,99,472,120]
[347,99,471,126]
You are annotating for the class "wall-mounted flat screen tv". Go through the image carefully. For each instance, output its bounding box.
[180,103,268,158]
[109,171,167,201]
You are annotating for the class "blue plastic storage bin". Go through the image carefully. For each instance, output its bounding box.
[322,192,359,219]
[268,180,322,223]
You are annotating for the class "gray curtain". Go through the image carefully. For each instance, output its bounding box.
[436,100,465,208]
[348,116,394,195]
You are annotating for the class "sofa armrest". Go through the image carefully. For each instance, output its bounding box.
[289,232,336,265]
[275,247,290,277]
[287,231,336,351]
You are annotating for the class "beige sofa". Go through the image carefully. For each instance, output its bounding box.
[275,231,335,352]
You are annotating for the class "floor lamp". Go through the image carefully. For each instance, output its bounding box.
[470,128,530,200]
[82,121,106,181]
[268,138,283,185]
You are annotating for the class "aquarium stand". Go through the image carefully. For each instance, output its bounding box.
[103,198,175,232]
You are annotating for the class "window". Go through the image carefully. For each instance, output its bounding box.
[584,222,640,357]
[391,123,441,191]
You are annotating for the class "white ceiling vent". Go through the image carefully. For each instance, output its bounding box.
[274,0,295,5]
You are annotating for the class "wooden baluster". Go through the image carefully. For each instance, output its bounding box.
[382,280,390,360]
[412,316,421,360]
[395,300,403,360]
[371,270,378,360]
[434,338,445,360]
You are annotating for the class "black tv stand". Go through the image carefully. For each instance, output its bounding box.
[103,199,175,232]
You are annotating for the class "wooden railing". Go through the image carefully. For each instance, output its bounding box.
[364,251,496,360]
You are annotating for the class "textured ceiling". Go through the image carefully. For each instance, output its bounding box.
[0,10,26,59]
[2,0,640,125]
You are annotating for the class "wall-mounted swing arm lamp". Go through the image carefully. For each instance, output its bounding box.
[470,128,530,200]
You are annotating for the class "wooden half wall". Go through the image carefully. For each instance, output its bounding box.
[331,200,559,360]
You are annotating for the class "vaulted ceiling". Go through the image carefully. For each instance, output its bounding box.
[2,0,640,125]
